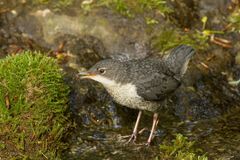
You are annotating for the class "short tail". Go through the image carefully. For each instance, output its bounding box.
[164,45,195,78]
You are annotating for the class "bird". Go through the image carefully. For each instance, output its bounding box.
[79,45,195,145]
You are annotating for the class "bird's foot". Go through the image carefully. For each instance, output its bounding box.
[123,128,148,145]
[144,141,151,147]
[126,133,137,144]
[118,134,136,144]
[120,133,137,145]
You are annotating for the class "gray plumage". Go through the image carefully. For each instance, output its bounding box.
[83,45,195,112]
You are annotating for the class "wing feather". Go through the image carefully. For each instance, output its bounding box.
[136,72,180,101]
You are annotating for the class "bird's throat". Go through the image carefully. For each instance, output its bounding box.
[90,75,117,87]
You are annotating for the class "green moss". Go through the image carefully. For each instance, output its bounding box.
[151,28,211,53]
[151,16,225,52]
[228,8,240,31]
[82,0,171,22]
[156,134,208,160]
[0,52,70,159]
[151,29,197,52]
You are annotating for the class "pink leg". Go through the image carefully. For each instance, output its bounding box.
[146,113,159,146]
[127,110,142,143]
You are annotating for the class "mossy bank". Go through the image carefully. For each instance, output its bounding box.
[0,52,70,159]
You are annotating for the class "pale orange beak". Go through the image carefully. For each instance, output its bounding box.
[78,71,97,79]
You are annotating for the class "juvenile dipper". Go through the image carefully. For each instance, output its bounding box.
[79,45,195,145]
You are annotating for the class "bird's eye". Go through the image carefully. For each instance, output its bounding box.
[98,68,106,74]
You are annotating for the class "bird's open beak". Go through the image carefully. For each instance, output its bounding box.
[78,71,96,79]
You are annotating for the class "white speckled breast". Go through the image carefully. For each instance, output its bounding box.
[105,83,159,112]
[106,83,141,108]
[89,75,159,112]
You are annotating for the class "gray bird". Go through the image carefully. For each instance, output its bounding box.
[79,45,195,145]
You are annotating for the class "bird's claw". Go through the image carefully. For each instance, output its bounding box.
[127,133,137,144]
[145,142,151,147]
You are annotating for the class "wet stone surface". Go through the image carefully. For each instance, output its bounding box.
[0,0,240,159]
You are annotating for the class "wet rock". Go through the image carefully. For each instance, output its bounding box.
[169,0,199,28]
[16,14,45,45]
[54,34,103,69]
[198,0,231,30]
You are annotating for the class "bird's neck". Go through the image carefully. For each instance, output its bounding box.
[90,75,118,87]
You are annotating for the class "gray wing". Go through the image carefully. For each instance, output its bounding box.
[136,72,180,101]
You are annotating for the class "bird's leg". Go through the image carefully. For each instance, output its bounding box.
[127,110,142,143]
[146,113,159,146]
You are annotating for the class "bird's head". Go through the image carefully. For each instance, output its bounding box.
[79,59,125,86]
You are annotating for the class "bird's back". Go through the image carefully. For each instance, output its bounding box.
[125,45,195,102]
